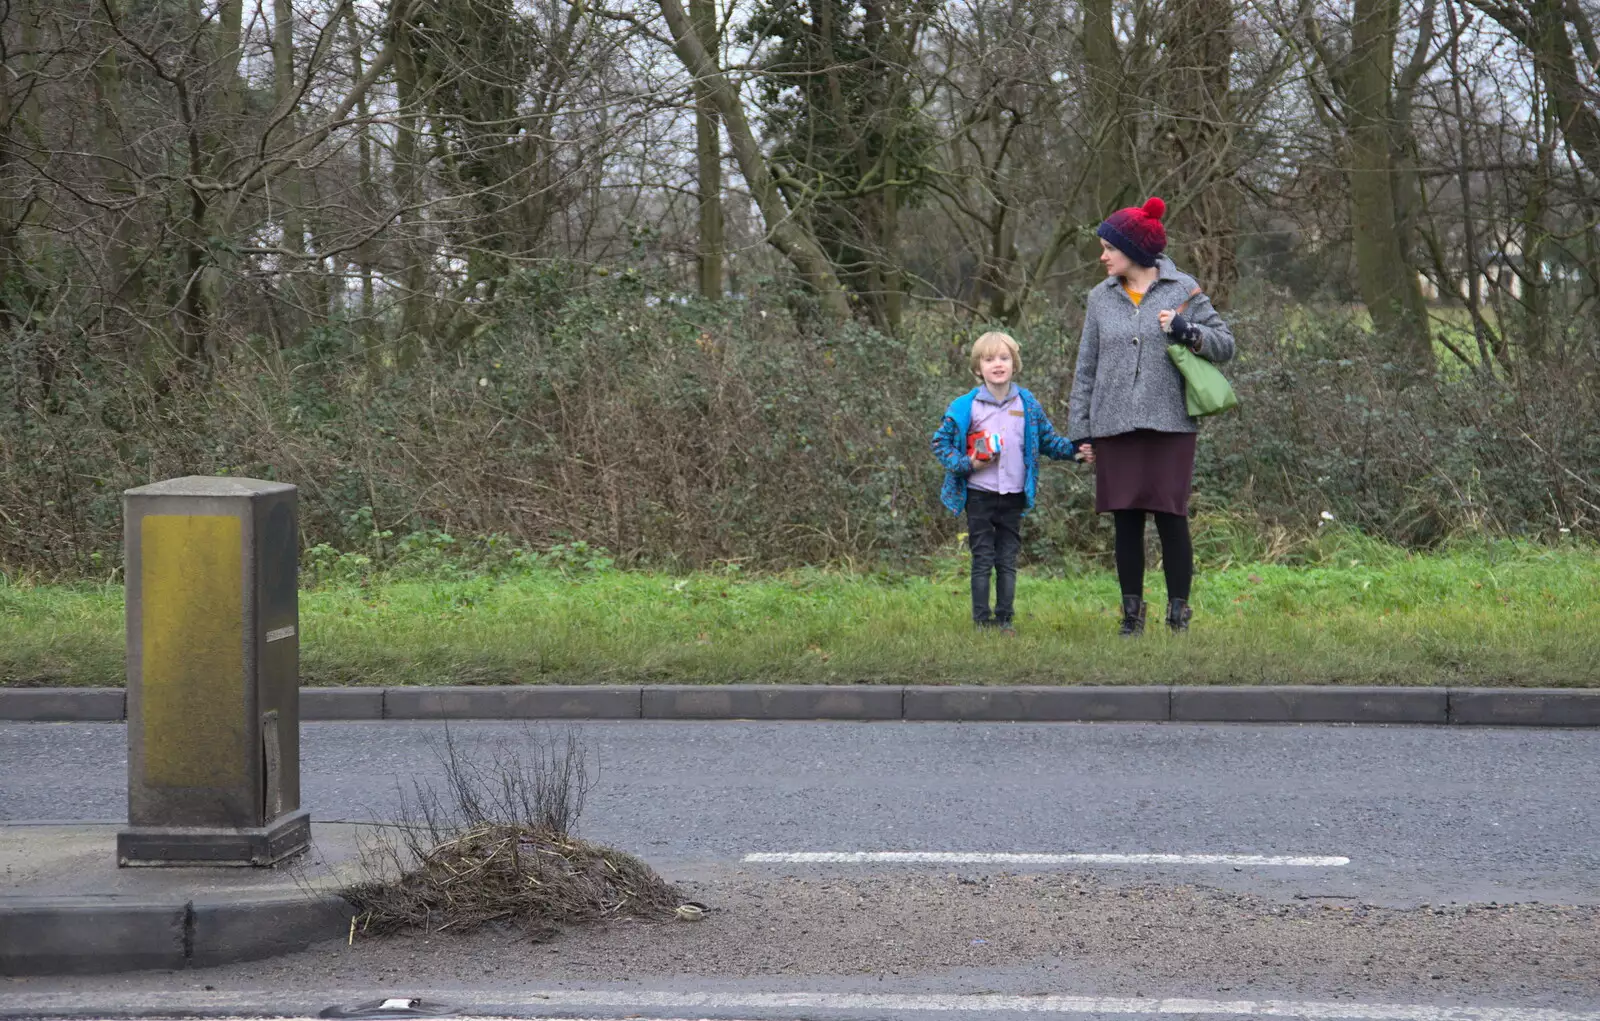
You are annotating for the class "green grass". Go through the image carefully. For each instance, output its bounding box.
[2,539,1596,688]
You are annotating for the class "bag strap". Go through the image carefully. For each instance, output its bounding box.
[1174,286,1203,316]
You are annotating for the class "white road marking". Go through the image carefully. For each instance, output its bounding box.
[743,851,1351,867]
[75,991,1600,1021]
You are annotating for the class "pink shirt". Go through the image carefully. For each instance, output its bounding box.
[967,386,1026,494]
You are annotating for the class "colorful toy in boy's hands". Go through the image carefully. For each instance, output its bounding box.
[967,430,1004,463]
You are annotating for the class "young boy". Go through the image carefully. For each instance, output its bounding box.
[932,331,1078,633]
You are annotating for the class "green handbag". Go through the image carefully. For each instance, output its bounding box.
[1166,287,1239,417]
[1167,343,1238,417]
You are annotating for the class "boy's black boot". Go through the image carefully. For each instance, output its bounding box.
[1166,598,1192,633]
[1118,595,1146,637]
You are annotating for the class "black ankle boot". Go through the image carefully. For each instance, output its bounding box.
[1166,598,1192,633]
[1118,595,1146,637]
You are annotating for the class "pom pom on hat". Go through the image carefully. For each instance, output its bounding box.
[1096,196,1169,267]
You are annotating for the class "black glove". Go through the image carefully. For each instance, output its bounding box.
[1168,313,1202,350]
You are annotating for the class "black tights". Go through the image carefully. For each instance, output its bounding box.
[1113,510,1193,602]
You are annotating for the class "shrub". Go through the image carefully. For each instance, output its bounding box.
[2,280,1594,577]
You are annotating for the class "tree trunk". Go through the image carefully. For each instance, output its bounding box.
[1079,0,1137,285]
[656,0,850,318]
[91,0,151,361]
[1519,87,1556,368]
[274,0,307,345]
[393,17,427,368]
[882,146,903,331]
[863,0,909,332]
[1082,0,1130,216]
[1160,0,1237,304]
[690,0,723,299]
[1441,0,1498,374]
[1342,0,1432,368]
[345,5,381,365]
[192,0,245,360]
[0,0,40,334]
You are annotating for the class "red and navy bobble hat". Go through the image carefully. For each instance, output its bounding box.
[1096,197,1168,268]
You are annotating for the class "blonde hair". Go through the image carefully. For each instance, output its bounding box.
[969,331,1021,379]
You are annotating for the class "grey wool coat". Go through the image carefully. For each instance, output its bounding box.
[1066,257,1235,442]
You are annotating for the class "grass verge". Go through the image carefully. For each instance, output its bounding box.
[2,539,1596,688]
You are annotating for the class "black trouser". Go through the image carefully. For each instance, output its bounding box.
[967,488,1026,623]
[1113,509,1193,602]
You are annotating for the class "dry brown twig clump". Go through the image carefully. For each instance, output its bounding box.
[345,726,683,939]
[347,822,682,938]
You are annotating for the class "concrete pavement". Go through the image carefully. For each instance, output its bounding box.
[0,823,360,975]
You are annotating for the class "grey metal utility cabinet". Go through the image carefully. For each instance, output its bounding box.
[118,476,308,866]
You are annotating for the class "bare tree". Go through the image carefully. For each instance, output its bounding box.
[655,0,852,317]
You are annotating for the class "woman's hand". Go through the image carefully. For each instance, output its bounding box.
[1160,311,1202,350]
[1076,442,1095,464]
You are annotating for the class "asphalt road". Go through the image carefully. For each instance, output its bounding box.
[4,719,1598,907]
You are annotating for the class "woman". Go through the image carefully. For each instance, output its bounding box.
[1066,197,1235,635]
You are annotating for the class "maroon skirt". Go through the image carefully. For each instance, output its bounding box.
[1093,429,1198,516]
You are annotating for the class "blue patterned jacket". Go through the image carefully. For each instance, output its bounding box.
[931,385,1079,516]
